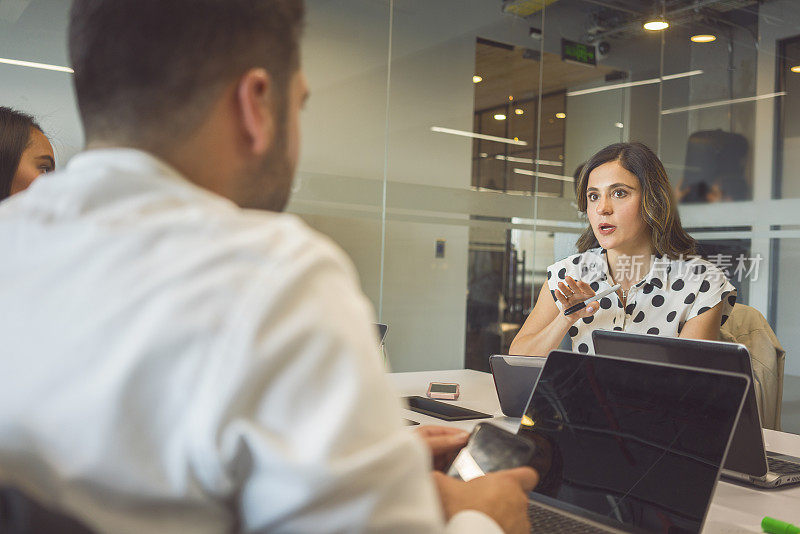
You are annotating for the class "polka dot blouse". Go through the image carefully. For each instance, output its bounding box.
[546,247,737,354]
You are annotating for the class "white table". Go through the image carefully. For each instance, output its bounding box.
[390,369,800,534]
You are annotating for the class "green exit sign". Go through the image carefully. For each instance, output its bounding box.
[561,39,597,66]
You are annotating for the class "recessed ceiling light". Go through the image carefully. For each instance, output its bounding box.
[479,152,488,158]
[514,108,524,115]
[473,75,483,83]
[494,114,507,121]
[644,20,669,31]
[555,112,566,119]
[615,122,624,128]
[791,66,800,73]
[691,34,716,43]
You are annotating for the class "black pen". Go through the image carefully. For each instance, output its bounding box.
[563,284,621,316]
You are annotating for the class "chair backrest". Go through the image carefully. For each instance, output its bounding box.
[720,303,786,430]
[0,486,95,534]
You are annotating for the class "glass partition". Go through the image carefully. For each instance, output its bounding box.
[290,0,392,308]
[3,0,799,431]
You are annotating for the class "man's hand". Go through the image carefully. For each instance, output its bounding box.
[433,467,539,534]
[415,425,469,471]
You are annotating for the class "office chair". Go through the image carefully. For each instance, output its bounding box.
[720,303,786,430]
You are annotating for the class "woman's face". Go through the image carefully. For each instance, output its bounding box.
[11,128,54,196]
[586,160,650,252]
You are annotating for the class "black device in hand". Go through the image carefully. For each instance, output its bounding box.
[446,423,537,480]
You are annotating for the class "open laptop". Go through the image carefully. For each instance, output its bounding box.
[592,329,800,488]
[518,350,749,533]
[488,355,547,417]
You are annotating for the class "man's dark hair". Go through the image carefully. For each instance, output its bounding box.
[69,0,305,149]
[0,107,43,200]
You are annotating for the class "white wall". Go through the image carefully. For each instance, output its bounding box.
[0,0,83,165]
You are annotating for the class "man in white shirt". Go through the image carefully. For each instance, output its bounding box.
[0,1,538,532]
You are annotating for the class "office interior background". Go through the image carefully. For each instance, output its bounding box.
[1,0,799,431]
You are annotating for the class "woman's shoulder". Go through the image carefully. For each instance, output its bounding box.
[549,248,597,268]
[668,254,724,273]
[547,248,606,281]
[667,255,732,286]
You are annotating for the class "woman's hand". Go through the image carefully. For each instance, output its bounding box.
[554,275,599,323]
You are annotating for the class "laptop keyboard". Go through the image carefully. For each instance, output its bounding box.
[528,502,612,533]
[768,457,800,475]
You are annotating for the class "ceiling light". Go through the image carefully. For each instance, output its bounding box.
[567,69,703,97]
[494,114,507,121]
[644,20,669,31]
[0,57,74,73]
[691,34,716,43]
[555,112,566,119]
[508,95,514,101]
[514,168,575,182]
[660,92,786,115]
[615,122,624,128]
[479,152,488,158]
[430,126,528,146]
[514,108,524,115]
[495,155,564,166]
[473,75,483,83]
[791,66,800,73]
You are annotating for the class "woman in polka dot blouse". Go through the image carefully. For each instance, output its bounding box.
[510,142,735,356]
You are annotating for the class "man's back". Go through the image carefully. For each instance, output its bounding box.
[0,149,445,533]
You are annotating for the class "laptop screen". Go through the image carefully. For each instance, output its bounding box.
[519,351,748,534]
[591,330,767,478]
[490,355,547,418]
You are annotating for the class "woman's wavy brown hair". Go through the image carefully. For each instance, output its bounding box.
[575,142,696,258]
[0,107,42,200]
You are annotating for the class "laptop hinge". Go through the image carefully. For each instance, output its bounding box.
[720,469,752,482]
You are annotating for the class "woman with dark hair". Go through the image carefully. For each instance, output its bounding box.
[510,142,735,356]
[0,107,55,200]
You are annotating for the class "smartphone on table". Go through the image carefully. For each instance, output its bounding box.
[427,381,460,400]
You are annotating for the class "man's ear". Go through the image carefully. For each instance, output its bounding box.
[236,68,275,155]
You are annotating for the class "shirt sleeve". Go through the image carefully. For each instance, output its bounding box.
[447,511,503,533]
[685,261,737,326]
[547,264,561,310]
[546,262,564,311]
[183,240,492,533]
